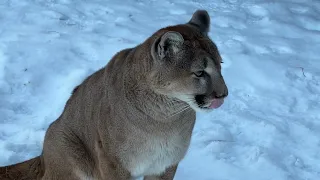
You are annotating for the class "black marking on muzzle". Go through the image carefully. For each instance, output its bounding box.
[195,95,206,106]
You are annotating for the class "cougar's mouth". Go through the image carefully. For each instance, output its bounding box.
[194,92,227,110]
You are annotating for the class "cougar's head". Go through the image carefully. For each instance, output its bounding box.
[149,10,228,112]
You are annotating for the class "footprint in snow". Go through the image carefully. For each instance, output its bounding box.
[195,123,234,153]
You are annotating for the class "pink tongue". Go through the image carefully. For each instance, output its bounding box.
[209,98,224,109]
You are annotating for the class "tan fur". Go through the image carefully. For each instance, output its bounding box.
[0,10,228,180]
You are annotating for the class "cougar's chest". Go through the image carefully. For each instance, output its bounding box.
[127,131,191,177]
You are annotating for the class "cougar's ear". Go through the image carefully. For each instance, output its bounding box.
[151,31,184,61]
[188,10,210,35]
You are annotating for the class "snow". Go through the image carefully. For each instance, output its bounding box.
[0,0,319,179]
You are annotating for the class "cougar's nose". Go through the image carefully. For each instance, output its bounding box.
[214,87,228,98]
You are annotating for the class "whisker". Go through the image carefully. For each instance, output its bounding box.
[167,106,192,118]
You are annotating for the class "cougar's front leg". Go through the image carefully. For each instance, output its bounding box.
[143,165,178,180]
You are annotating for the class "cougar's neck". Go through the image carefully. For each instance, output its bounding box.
[125,84,190,122]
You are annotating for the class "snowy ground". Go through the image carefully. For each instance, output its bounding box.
[0,0,320,179]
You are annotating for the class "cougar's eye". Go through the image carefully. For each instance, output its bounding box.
[194,71,205,77]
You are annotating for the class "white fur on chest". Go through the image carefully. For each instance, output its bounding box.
[127,133,189,177]
[74,169,94,180]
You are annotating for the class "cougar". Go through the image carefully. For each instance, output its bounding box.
[0,10,228,180]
